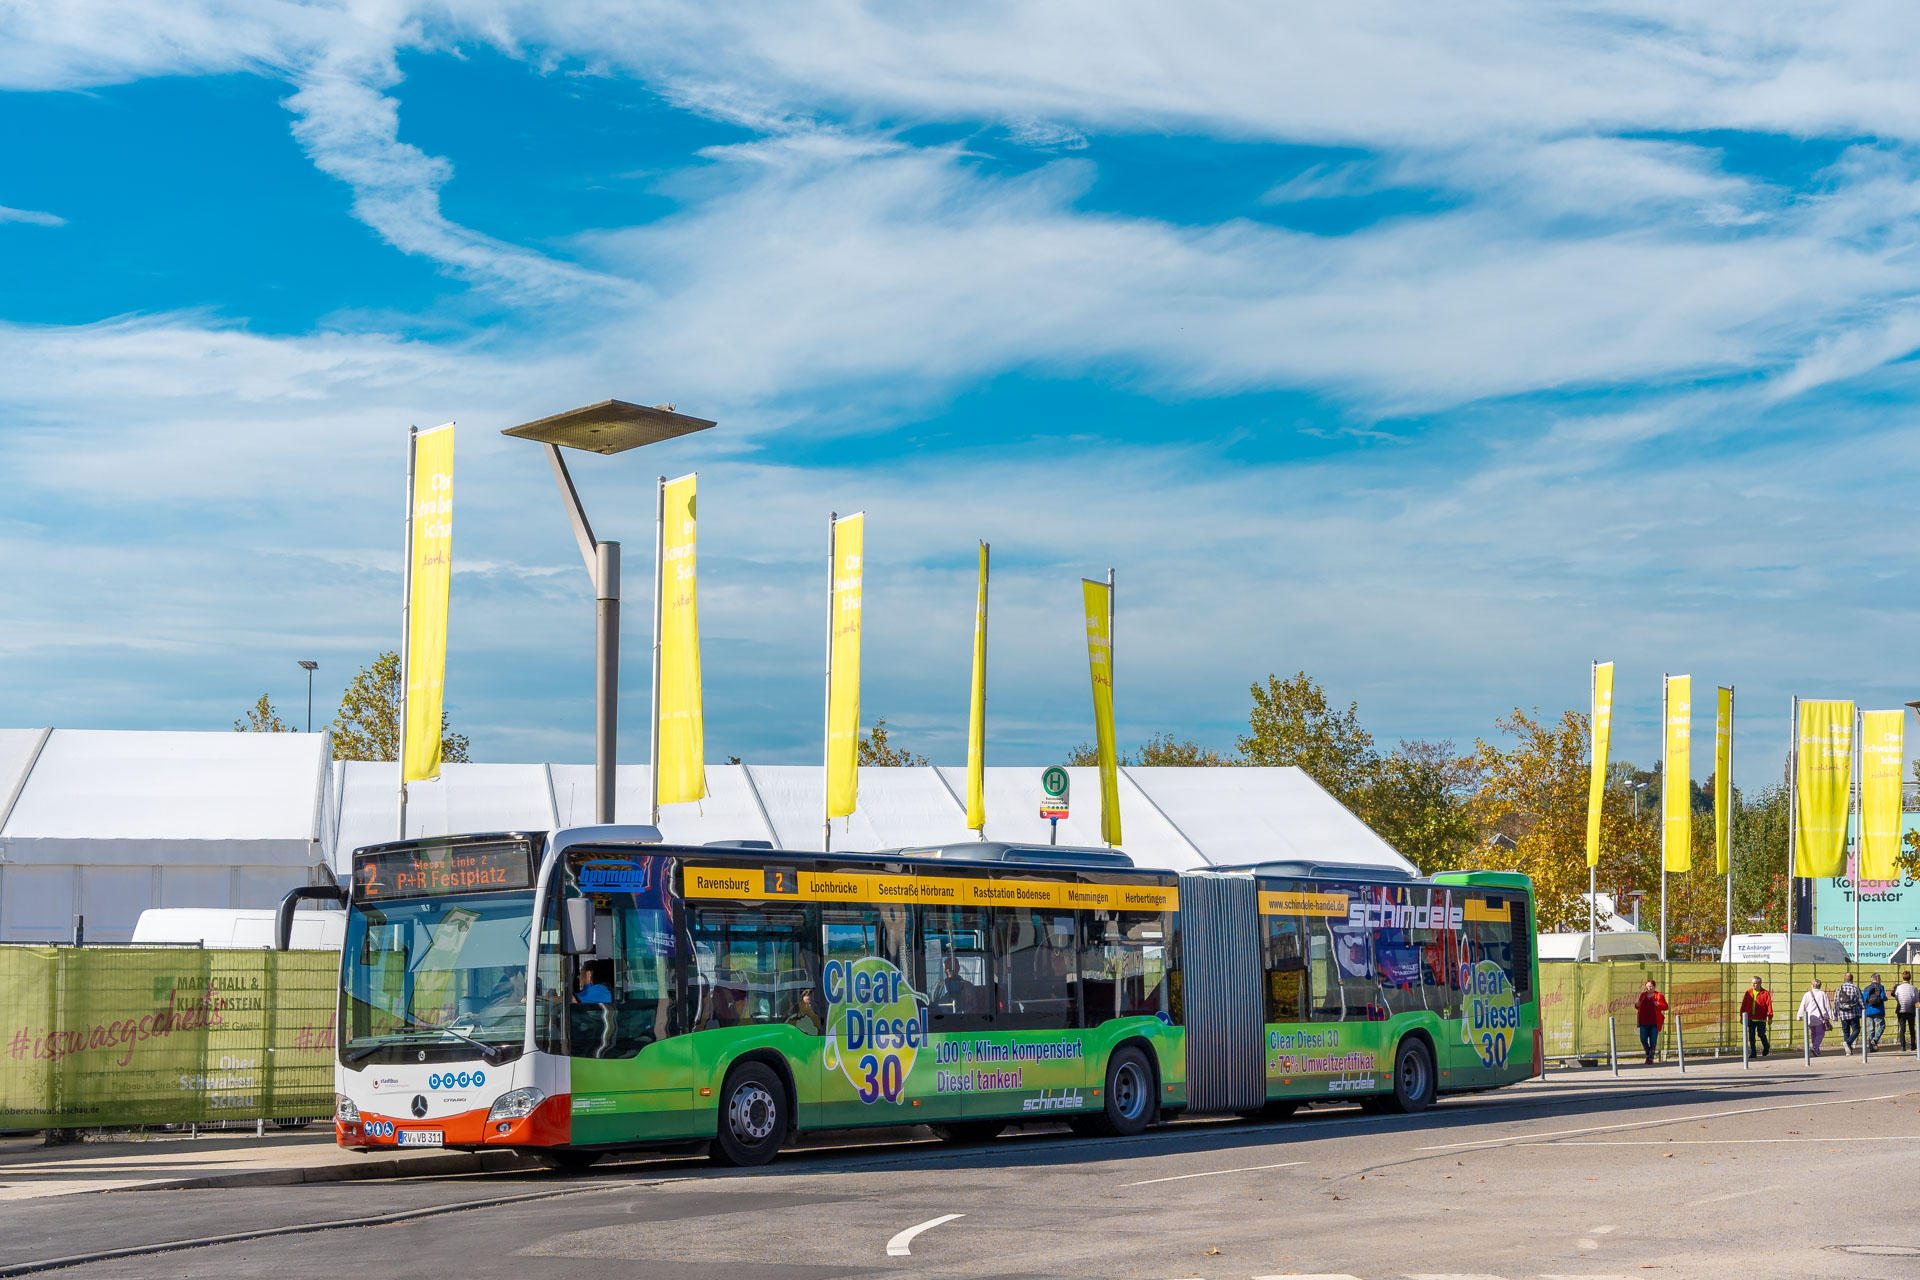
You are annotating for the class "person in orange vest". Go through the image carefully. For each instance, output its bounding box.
[1739,976,1773,1058]
[1634,977,1669,1065]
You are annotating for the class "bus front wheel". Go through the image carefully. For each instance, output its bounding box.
[711,1062,788,1167]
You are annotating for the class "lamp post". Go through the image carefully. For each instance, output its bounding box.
[296,661,318,733]
[503,400,715,825]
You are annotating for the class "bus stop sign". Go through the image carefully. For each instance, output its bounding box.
[1039,766,1070,820]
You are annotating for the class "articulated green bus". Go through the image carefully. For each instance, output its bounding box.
[331,826,1537,1166]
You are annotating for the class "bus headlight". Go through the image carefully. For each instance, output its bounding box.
[335,1094,359,1124]
[487,1088,544,1121]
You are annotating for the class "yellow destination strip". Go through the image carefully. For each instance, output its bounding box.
[1259,890,1350,917]
[682,867,1176,912]
[1464,897,1512,922]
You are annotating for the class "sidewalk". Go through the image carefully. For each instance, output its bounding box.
[0,1130,539,1201]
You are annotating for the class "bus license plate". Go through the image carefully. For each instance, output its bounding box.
[398,1130,443,1148]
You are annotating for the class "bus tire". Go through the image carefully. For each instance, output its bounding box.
[1385,1038,1435,1114]
[1083,1046,1155,1137]
[930,1120,1005,1144]
[711,1061,788,1167]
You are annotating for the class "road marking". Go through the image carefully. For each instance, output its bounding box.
[1416,1092,1898,1150]
[1591,1226,1616,1234]
[1574,1239,1599,1250]
[886,1213,964,1257]
[1403,1273,1508,1278]
[1688,1184,1787,1206]
[1123,1161,1306,1186]
[1252,1274,1362,1279]
[1528,1143,1904,1151]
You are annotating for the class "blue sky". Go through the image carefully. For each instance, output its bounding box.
[3,3,1918,786]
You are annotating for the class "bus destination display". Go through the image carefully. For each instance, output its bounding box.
[353,841,532,900]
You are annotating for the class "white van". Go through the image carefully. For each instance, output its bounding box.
[1720,933,1851,964]
[1536,930,1662,962]
[132,908,344,950]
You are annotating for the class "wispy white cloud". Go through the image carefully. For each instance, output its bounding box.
[0,204,66,226]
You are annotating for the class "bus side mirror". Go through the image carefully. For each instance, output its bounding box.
[562,898,596,955]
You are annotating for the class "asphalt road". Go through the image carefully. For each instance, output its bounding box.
[10,1057,1920,1280]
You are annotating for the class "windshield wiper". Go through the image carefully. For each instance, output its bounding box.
[344,1014,511,1064]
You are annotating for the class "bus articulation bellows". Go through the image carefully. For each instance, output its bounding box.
[331,827,1538,1166]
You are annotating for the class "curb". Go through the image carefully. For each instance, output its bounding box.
[121,1147,540,1191]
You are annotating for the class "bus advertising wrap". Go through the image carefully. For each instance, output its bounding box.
[1795,700,1855,878]
[403,422,455,784]
[657,473,707,806]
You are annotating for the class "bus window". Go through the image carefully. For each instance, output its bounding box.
[921,906,993,1028]
[822,903,913,1024]
[1264,910,1306,1023]
[1078,909,1170,1026]
[1462,893,1526,998]
[998,907,1078,1030]
[688,903,811,1031]
[1372,885,1450,1018]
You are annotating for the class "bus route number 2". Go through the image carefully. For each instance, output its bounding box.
[763,868,799,895]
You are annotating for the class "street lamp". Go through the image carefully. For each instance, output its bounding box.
[296,661,318,733]
[503,400,715,825]
[1627,779,1648,818]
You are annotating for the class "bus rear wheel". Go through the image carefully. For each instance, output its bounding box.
[711,1062,788,1167]
[1074,1047,1155,1138]
[1381,1038,1435,1114]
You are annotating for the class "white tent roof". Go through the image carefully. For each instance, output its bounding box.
[326,762,1415,877]
[1,728,332,866]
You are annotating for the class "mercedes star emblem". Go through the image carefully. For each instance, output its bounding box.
[411,1094,429,1118]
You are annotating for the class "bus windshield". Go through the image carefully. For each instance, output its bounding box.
[341,891,534,1062]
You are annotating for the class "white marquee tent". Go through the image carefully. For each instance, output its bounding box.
[329,761,1415,878]
[0,728,1416,941]
[0,729,335,943]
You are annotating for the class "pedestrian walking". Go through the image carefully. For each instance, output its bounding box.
[1635,977,1668,1065]
[1894,971,1919,1052]
[1798,979,1837,1056]
[1836,973,1863,1053]
[1864,973,1888,1050]
[1739,976,1773,1058]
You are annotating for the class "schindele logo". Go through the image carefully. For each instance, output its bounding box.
[579,860,651,892]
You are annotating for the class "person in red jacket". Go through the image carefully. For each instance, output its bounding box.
[1739,976,1773,1058]
[1635,977,1669,1064]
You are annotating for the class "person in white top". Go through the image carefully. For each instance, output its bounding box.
[1894,971,1920,1052]
[1797,979,1837,1056]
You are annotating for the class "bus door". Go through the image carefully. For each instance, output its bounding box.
[1448,891,1525,1087]
[818,902,916,1128]
[919,904,997,1120]
[559,854,698,1144]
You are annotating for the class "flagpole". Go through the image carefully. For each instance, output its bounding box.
[822,512,837,854]
[976,541,990,840]
[1590,659,1599,961]
[1724,686,1734,958]
[1853,707,1862,966]
[1106,566,1116,849]
[649,476,665,828]
[1787,695,1799,942]
[397,425,417,840]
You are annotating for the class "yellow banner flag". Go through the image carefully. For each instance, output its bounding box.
[1585,661,1613,868]
[1860,709,1904,881]
[1662,675,1691,872]
[826,513,865,821]
[966,542,988,831]
[656,474,706,806]
[402,423,454,784]
[1082,578,1121,847]
[1794,699,1855,878]
[1714,687,1733,875]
